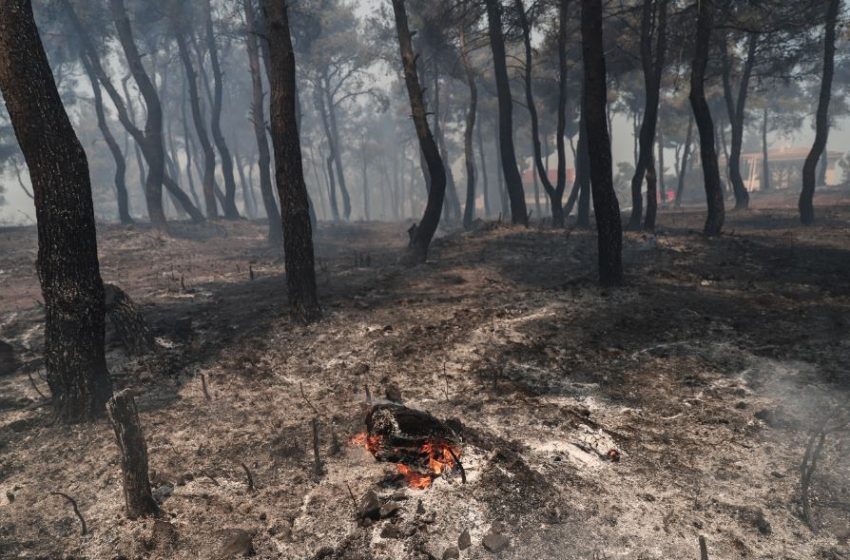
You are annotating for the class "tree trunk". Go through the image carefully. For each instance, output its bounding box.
[576,114,591,228]
[361,148,370,221]
[761,106,770,191]
[0,0,113,422]
[581,0,623,286]
[109,0,168,225]
[460,31,477,231]
[243,0,282,243]
[722,31,756,210]
[104,284,155,355]
[516,0,569,227]
[176,28,219,219]
[82,57,133,224]
[657,126,667,203]
[476,121,491,217]
[262,0,321,323]
[433,64,462,224]
[234,145,257,218]
[675,113,694,206]
[484,0,528,226]
[644,152,658,232]
[324,82,352,220]
[391,0,447,263]
[107,390,157,518]
[801,0,839,224]
[689,0,725,236]
[205,0,239,219]
[180,88,202,209]
[628,0,668,231]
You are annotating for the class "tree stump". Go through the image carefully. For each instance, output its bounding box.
[104,284,156,355]
[106,390,158,518]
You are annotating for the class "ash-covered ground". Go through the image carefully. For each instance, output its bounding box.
[2,207,850,559]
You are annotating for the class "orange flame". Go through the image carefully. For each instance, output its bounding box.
[351,432,462,489]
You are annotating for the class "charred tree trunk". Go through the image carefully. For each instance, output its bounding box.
[689,0,725,236]
[722,32,756,210]
[204,0,239,219]
[761,106,770,191]
[104,284,156,355]
[109,0,168,225]
[177,29,219,219]
[644,153,658,232]
[82,57,133,224]
[800,0,840,225]
[324,82,352,221]
[0,0,113,422]
[476,120,491,217]
[657,127,667,204]
[314,87,341,222]
[234,145,257,218]
[675,114,694,206]
[262,0,321,323]
[180,89,202,209]
[433,65,462,224]
[107,391,157,518]
[484,0,528,226]
[461,29,477,230]
[391,0,447,262]
[575,114,591,227]
[243,0,282,243]
[581,0,623,286]
[516,0,569,227]
[628,0,668,231]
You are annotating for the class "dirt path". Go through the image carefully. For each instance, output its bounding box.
[1,209,849,559]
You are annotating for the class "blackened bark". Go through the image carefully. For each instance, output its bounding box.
[262,0,321,322]
[516,0,569,227]
[722,32,756,210]
[627,0,668,231]
[324,82,352,220]
[460,28,478,230]
[575,114,591,227]
[313,86,340,222]
[82,56,132,224]
[761,106,770,191]
[800,0,840,224]
[391,0,447,262]
[109,0,168,225]
[484,0,528,226]
[476,121,491,217]
[581,0,623,286]
[177,29,218,219]
[0,0,113,422]
[689,0,725,236]
[644,152,658,232]
[433,65,462,224]
[244,0,282,243]
[657,127,667,202]
[104,284,155,355]
[107,390,157,518]
[205,0,240,219]
[675,114,694,206]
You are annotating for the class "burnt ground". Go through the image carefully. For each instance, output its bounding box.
[1,206,850,560]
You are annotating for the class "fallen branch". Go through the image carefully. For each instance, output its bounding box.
[200,374,212,401]
[311,417,323,477]
[51,492,86,535]
[299,382,320,417]
[699,535,708,560]
[447,446,466,484]
[239,462,255,493]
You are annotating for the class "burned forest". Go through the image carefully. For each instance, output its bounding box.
[3,0,850,558]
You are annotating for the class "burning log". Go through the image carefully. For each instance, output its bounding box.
[353,404,463,489]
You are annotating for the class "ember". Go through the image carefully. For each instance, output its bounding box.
[351,404,463,488]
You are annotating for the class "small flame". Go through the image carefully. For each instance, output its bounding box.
[351,432,462,489]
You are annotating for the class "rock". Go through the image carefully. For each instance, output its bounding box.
[219,528,254,557]
[442,546,460,559]
[482,531,510,553]
[391,489,408,501]
[416,499,426,514]
[149,520,178,550]
[380,502,401,519]
[152,484,174,503]
[458,529,471,550]
[359,490,381,521]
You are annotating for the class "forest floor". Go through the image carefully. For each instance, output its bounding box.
[2,204,850,560]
